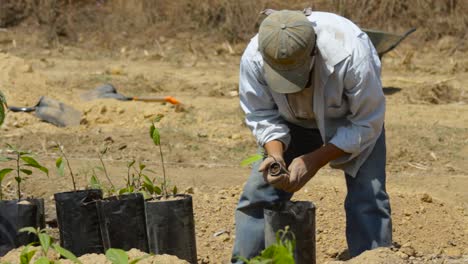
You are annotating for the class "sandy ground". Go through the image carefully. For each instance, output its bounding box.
[0,24,467,264]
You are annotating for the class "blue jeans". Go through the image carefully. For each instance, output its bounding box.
[231,125,392,262]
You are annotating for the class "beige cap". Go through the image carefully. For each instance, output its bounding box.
[259,10,316,93]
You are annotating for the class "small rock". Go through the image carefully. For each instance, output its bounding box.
[325,248,339,258]
[116,107,125,114]
[397,251,409,260]
[230,134,241,140]
[100,105,107,114]
[80,117,89,125]
[400,245,416,257]
[143,111,155,118]
[444,247,462,258]
[421,193,433,203]
[21,64,33,73]
[118,144,127,150]
[106,67,125,75]
[184,187,194,194]
[228,91,238,97]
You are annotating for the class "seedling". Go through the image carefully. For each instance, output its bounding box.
[105,248,147,264]
[121,160,147,194]
[237,227,296,264]
[149,114,178,198]
[0,144,48,200]
[96,146,115,190]
[55,144,77,191]
[19,227,81,264]
[89,169,102,190]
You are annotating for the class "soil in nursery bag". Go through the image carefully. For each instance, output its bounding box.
[97,193,149,252]
[264,201,316,264]
[54,189,103,256]
[0,198,45,256]
[146,194,197,264]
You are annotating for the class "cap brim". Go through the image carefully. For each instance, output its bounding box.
[264,56,313,94]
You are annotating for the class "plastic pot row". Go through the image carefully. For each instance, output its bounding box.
[0,190,197,264]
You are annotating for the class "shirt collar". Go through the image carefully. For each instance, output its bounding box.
[314,25,350,73]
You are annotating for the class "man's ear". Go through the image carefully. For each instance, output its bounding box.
[303,7,313,16]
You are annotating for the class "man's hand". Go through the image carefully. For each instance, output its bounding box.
[258,155,290,190]
[284,155,320,193]
[283,144,347,193]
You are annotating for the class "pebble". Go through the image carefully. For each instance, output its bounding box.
[421,193,433,203]
[115,107,125,114]
[397,251,409,259]
[184,187,194,194]
[325,248,339,258]
[444,247,462,258]
[100,105,107,114]
[400,244,416,257]
[21,63,33,73]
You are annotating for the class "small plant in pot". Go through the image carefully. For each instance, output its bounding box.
[94,150,149,253]
[53,144,104,257]
[144,115,197,263]
[0,144,48,256]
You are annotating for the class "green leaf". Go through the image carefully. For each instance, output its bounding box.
[0,168,13,182]
[0,156,15,162]
[142,182,154,194]
[21,156,41,167]
[240,154,263,167]
[139,163,146,171]
[149,124,160,146]
[38,233,51,255]
[90,175,101,189]
[140,190,151,200]
[153,185,162,195]
[172,185,178,195]
[105,248,128,264]
[129,254,150,264]
[34,257,50,264]
[22,156,49,176]
[118,188,129,195]
[145,168,156,174]
[0,90,6,127]
[19,227,38,235]
[53,244,82,264]
[127,160,136,168]
[142,175,153,185]
[55,157,65,177]
[20,245,36,264]
[5,143,16,152]
[20,169,33,175]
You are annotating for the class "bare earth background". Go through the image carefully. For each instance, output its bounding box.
[0,0,467,263]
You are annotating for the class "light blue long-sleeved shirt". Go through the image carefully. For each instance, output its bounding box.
[239,12,385,177]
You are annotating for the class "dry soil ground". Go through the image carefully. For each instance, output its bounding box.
[0,21,467,264]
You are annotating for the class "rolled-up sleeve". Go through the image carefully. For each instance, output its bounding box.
[329,54,385,162]
[239,55,290,147]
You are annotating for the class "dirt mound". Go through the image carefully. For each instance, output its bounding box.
[1,247,188,264]
[327,247,468,264]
